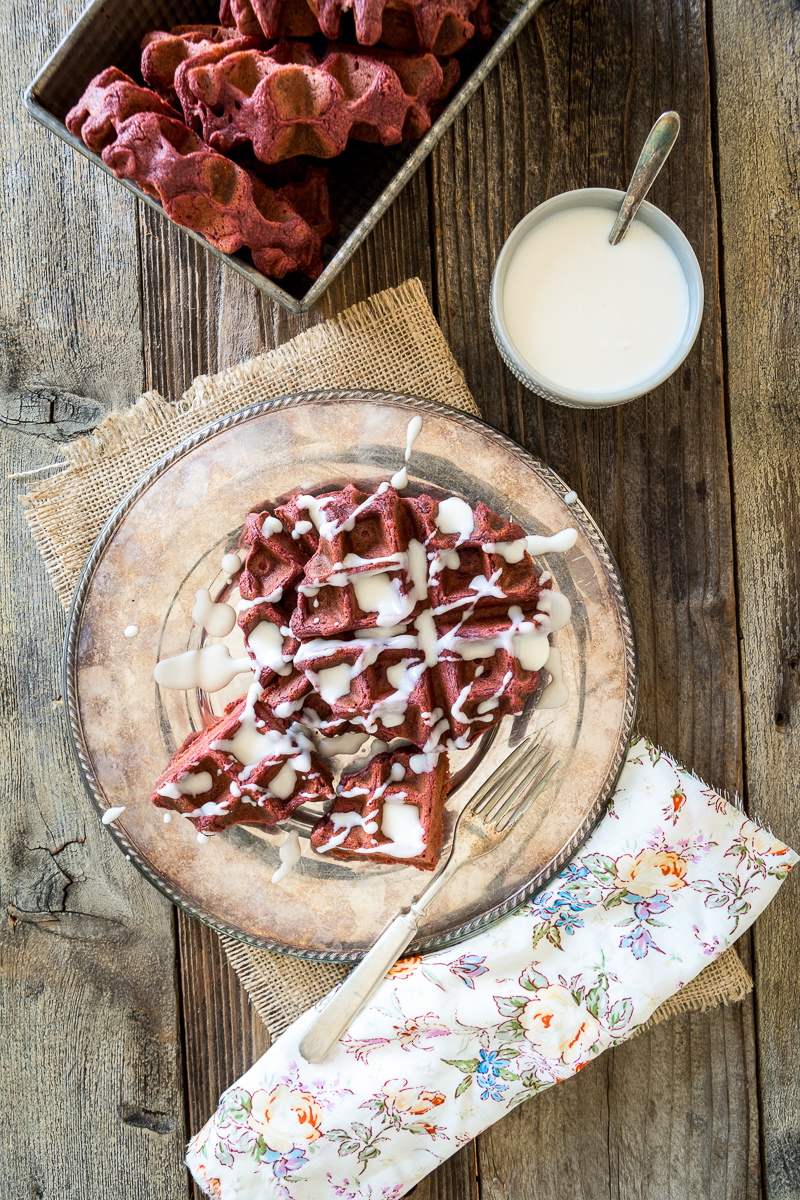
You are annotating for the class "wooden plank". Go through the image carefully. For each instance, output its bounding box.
[710,2,800,1194]
[429,0,758,1195]
[0,4,187,1198]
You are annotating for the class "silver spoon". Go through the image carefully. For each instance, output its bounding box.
[608,111,681,245]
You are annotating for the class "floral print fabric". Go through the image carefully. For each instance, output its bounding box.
[186,737,796,1200]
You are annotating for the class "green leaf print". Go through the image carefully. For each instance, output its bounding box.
[443,1057,479,1074]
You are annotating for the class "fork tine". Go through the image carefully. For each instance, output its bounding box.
[468,739,534,816]
[495,761,560,832]
[483,751,551,826]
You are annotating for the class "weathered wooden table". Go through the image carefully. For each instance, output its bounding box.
[3,0,798,1195]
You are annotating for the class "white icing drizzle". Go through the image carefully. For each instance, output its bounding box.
[211,683,314,782]
[163,812,173,823]
[188,799,234,818]
[246,621,293,676]
[261,515,283,537]
[102,806,126,825]
[192,588,237,637]
[292,521,313,539]
[483,538,526,564]
[221,551,243,575]
[271,829,302,883]
[237,590,283,610]
[535,588,572,632]
[538,645,569,709]
[123,625,138,638]
[315,731,369,757]
[314,663,354,704]
[315,807,380,853]
[388,414,424,488]
[295,495,333,533]
[157,770,214,800]
[429,549,460,578]
[374,800,426,858]
[268,761,297,800]
[405,415,423,459]
[197,832,211,845]
[409,751,438,773]
[563,490,578,505]
[525,529,579,555]
[435,496,475,545]
[351,571,416,627]
[154,644,253,692]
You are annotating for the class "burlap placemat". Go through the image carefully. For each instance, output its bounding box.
[20,276,751,1042]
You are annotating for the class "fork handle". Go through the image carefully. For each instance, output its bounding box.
[298,900,428,1063]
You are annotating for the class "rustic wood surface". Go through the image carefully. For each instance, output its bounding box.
[1,0,797,1196]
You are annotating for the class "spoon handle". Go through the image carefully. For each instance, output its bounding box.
[608,111,681,245]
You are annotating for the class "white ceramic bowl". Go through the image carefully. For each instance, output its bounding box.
[490,187,704,408]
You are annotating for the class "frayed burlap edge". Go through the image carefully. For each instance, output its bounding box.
[219,937,751,1043]
[632,947,752,1037]
[16,274,750,1044]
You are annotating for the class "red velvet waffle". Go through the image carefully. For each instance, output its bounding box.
[176,42,451,164]
[290,483,425,636]
[310,748,449,868]
[223,0,490,53]
[238,508,309,599]
[222,0,321,39]
[320,44,456,141]
[413,496,544,617]
[151,692,333,833]
[100,112,332,278]
[295,637,432,744]
[65,67,182,152]
[258,483,555,754]
[141,27,264,107]
[237,598,298,685]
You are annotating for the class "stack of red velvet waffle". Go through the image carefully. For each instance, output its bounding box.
[152,482,556,871]
[65,0,490,282]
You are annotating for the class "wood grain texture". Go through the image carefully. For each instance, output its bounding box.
[710,1,800,1193]
[430,0,758,1195]
[0,4,187,1198]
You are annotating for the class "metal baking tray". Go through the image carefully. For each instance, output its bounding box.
[25,0,546,313]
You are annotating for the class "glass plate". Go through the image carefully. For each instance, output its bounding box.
[64,390,637,961]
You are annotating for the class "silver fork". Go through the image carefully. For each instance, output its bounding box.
[298,738,558,1063]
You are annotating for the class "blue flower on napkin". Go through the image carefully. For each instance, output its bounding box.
[479,1078,508,1102]
[476,1049,508,1078]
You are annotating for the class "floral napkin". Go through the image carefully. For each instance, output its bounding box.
[186,736,795,1199]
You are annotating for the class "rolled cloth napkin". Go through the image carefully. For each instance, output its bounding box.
[186,736,796,1200]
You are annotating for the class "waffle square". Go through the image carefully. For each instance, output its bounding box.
[151,693,334,832]
[310,748,449,868]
